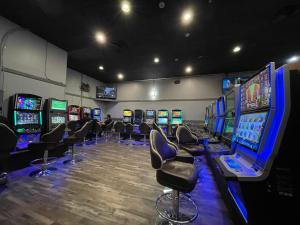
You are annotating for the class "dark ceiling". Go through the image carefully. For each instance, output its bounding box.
[1,0,300,83]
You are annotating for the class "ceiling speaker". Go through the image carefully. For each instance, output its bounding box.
[174,80,181,84]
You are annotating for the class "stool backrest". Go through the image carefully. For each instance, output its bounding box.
[125,123,134,133]
[41,123,66,143]
[114,121,125,132]
[0,123,17,154]
[67,120,78,136]
[149,130,176,169]
[105,121,114,131]
[153,123,178,151]
[176,126,198,144]
[74,120,93,138]
[140,122,151,135]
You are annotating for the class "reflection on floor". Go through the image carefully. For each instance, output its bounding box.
[0,140,233,225]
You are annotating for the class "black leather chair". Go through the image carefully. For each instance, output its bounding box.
[125,123,134,145]
[150,130,198,223]
[29,123,66,177]
[0,123,17,185]
[153,123,194,164]
[63,121,93,165]
[176,125,205,157]
[139,122,151,146]
[103,121,114,142]
[113,121,125,143]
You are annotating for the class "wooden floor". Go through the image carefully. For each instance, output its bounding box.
[0,139,233,225]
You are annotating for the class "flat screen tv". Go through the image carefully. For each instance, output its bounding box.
[51,99,67,111]
[235,112,268,151]
[241,69,271,112]
[96,86,117,99]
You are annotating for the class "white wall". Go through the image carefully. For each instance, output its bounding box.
[106,75,223,121]
[65,68,105,111]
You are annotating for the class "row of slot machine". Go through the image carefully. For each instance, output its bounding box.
[7,94,103,151]
[203,62,299,224]
[122,109,183,135]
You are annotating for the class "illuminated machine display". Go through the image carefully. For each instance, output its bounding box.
[44,98,68,132]
[8,93,43,150]
[92,108,102,121]
[134,109,144,125]
[145,110,156,124]
[213,96,226,140]
[68,105,80,121]
[157,109,169,134]
[204,106,209,130]
[81,107,91,119]
[123,109,133,124]
[170,109,183,136]
[213,62,299,224]
[207,102,216,134]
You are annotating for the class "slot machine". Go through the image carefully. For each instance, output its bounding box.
[81,107,91,119]
[170,109,183,136]
[123,109,133,124]
[43,98,68,132]
[68,105,80,121]
[157,109,169,135]
[134,109,144,125]
[92,108,102,121]
[8,93,43,150]
[145,110,156,125]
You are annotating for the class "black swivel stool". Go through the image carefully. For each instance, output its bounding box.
[28,123,66,177]
[150,130,198,224]
[176,126,205,157]
[66,120,78,136]
[103,121,114,142]
[63,121,93,165]
[139,122,151,146]
[125,123,134,145]
[113,121,125,143]
[94,121,102,144]
[0,123,17,185]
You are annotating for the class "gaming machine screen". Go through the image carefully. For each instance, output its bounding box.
[16,96,41,110]
[171,118,183,125]
[236,112,268,151]
[241,69,271,112]
[51,99,67,111]
[172,111,182,117]
[158,117,168,124]
[69,115,79,121]
[94,109,101,115]
[158,111,168,117]
[146,111,155,117]
[51,116,65,124]
[83,108,91,114]
[70,106,79,113]
[222,117,234,141]
[123,111,132,117]
[16,111,39,125]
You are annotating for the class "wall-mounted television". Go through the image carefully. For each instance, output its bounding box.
[96,86,117,99]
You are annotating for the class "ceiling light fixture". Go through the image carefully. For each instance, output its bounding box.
[181,8,194,26]
[154,57,160,63]
[121,0,131,14]
[117,73,124,80]
[233,45,241,53]
[99,65,104,70]
[185,65,193,74]
[95,31,107,44]
[287,55,299,63]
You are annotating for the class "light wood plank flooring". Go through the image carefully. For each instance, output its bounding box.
[0,140,233,225]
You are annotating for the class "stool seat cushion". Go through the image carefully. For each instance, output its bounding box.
[175,149,194,164]
[180,144,205,156]
[63,136,80,145]
[156,160,197,193]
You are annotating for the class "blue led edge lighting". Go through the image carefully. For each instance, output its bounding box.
[228,184,248,223]
[257,66,285,166]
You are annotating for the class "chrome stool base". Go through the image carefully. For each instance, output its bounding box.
[155,192,198,224]
[30,156,57,178]
[63,158,83,165]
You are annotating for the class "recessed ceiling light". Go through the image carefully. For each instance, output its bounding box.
[233,46,241,53]
[117,73,124,80]
[181,8,194,26]
[121,0,131,14]
[154,57,160,63]
[185,32,191,38]
[185,65,193,74]
[287,55,299,63]
[159,1,165,9]
[95,31,107,44]
[99,65,104,70]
